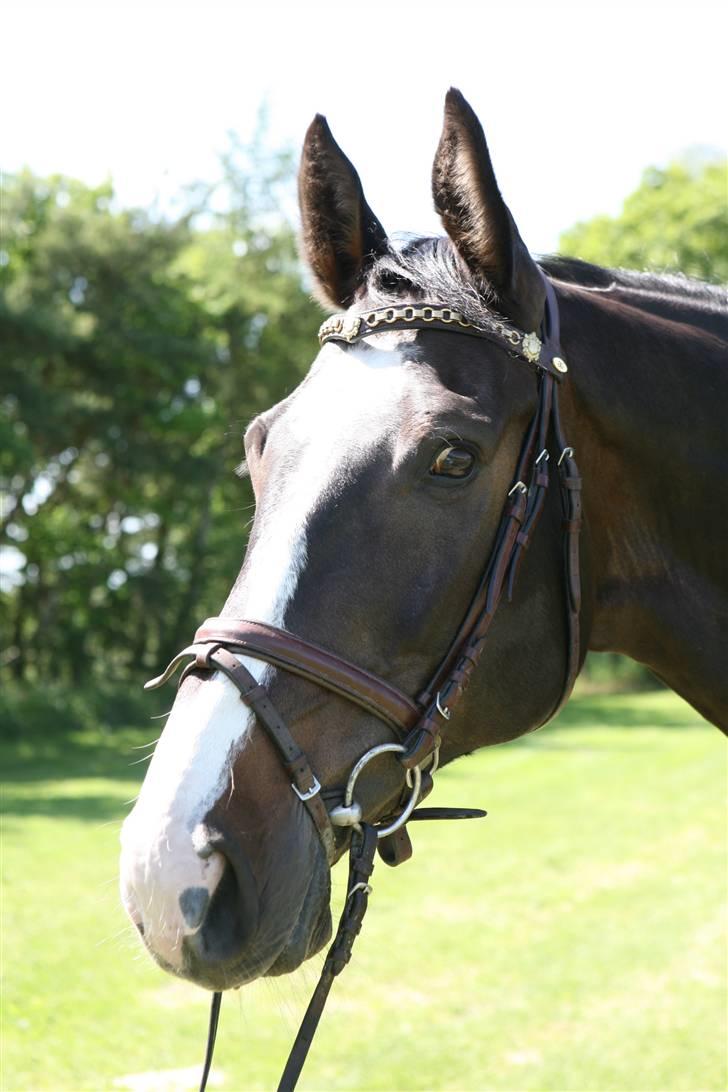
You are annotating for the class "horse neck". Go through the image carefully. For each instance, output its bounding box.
[556,282,728,729]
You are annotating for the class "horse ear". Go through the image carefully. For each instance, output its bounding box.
[298,115,388,311]
[432,88,545,331]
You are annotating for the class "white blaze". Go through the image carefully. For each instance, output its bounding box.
[120,337,420,964]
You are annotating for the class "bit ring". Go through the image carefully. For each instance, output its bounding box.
[342,743,422,839]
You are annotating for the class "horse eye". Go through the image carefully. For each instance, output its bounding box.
[429,445,475,479]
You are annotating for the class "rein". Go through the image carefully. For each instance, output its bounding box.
[145,274,582,1091]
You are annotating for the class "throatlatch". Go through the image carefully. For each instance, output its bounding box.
[144,271,581,1091]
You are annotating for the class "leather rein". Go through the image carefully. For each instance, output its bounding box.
[145,273,582,1091]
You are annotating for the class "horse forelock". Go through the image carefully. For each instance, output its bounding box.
[361,235,502,329]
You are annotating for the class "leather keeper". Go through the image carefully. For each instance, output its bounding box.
[237,682,267,705]
[400,723,440,770]
[377,827,413,867]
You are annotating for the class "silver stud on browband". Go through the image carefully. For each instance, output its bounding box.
[522,332,542,363]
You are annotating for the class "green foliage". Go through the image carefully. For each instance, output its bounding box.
[0,679,151,738]
[1,138,319,691]
[560,157,728,282]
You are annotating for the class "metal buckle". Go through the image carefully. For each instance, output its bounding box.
[346,881,373,901]
[558,446,574,466]
[535,449,550,464]
[508,480,528,496]
[435,691,451,720]
[292,775,321,802]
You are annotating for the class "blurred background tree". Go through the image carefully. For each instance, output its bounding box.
[559,154,727,282]
[0,134,318,727]
[1,144,725,729]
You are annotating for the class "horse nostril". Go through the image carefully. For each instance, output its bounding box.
[185,834,260,969]
[179,886,210,930]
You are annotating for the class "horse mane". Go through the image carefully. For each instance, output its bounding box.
[363,237,726,330]
[539,255,726,312]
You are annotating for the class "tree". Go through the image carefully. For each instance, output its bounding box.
[559,157,728,283]
[1,137,319,694]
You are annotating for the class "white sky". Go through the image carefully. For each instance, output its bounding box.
[3,0,727,254]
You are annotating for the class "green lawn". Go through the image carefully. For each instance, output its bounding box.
[2,691,726,1091]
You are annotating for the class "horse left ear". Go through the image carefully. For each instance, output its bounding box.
[432,89,545,331]
[299,114,388,311]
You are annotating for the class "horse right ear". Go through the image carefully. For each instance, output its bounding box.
[432,89,545,331]
[298,115,388,311]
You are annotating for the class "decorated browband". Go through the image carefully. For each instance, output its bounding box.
[318,303,568,379]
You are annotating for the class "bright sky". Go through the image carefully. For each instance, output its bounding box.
[4,0,727,254]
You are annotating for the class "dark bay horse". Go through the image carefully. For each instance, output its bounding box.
[120,89,727,1015]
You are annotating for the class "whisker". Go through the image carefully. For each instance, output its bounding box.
[130,737,161,750]
[128,753,154,767]
[98,874,122,888]
[96,924,135,948]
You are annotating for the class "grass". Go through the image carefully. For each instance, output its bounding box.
[1,690,726,1091]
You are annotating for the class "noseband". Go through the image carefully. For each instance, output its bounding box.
[145,273,582,1091]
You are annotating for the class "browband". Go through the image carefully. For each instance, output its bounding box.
[318,302,570,381]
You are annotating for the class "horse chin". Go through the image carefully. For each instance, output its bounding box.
[266,870,333,977]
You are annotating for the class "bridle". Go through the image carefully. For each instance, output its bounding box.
[145,272,583,1091]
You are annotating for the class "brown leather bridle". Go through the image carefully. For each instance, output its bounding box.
[145,272,582,1092]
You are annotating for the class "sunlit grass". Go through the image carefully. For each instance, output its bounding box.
[2,691,726,1091]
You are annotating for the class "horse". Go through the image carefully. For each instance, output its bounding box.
[120,88,727,1083]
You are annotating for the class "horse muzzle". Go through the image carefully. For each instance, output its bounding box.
[120,805,329,990]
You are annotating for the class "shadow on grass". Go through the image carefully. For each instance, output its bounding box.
[0,729,152,827]
[1,730,157,783]
[507,691,710,752]
[1,691,710,821]
[549,692,705,730]
[1,793,129,823]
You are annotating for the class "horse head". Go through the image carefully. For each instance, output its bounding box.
[120,89,586,991]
